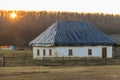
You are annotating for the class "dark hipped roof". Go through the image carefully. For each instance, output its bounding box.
[29,21,115,46]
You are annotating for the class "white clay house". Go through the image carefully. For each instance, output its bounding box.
[29,21,115,59]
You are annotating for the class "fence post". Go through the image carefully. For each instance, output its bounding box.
[85,57,88,66]
[23,57,26,66]
[69,57,72,66]
[3,56,6,67]
[43,57,45,66]
[78,57,81,65]
[25,53,27,58]
[99,58,102,65]
[12,53,15,57]
[105,58,107,65]
[102,58,106,65]
[61,56,64,66]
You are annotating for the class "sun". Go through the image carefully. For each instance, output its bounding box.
[10,12,17,18]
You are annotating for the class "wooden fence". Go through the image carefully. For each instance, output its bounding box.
[0,56,120,67]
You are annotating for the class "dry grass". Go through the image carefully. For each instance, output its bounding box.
[0,50,32,57]
[0,65,120,80]
[0,50,120,80]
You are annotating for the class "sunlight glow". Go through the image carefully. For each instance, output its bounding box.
[0,0,120,14]
[10,12,17,19]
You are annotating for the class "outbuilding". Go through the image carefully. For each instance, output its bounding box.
[29,21,115,59]
[0,45,14,50]
[109,34,120,58]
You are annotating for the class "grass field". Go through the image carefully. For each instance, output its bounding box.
[0,65,120,80]
[0,50,120,80]
[0,50,32,57]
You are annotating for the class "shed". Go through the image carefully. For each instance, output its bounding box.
[0,45,14,50]
[109,34,120,57]
[29,21,115,59]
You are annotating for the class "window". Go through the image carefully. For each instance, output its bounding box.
[43,49,46,56]
[37,49,40,56]
[68,49,73,56]
[88,49,92,55]
[49,49,52,56]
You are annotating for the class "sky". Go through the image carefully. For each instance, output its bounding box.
[0,0,120,14]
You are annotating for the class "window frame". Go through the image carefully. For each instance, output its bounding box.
[88,49,92,56]
[37,49,40,56]
[49,49,52,56]
[68,49,73,56]
[43,49,46,56]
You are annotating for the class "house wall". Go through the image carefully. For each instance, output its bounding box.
[33,46,112,58]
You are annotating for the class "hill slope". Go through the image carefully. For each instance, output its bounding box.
[0,11,120,47]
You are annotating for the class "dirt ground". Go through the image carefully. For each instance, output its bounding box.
[0,65,120,80]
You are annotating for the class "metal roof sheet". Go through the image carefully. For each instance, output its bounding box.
[29,21,115,46]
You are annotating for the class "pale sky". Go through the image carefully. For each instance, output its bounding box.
[0,0,120,14]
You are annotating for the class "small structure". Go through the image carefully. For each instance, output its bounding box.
[0,45,15,50]
[109,34,120,57]
[29,21,115,59]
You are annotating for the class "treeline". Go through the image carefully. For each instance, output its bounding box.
[0,10,120,47]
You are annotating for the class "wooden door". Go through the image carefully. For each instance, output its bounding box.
[102,48,107,58]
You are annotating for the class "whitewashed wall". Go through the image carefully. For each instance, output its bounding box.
[33,46,112,58]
